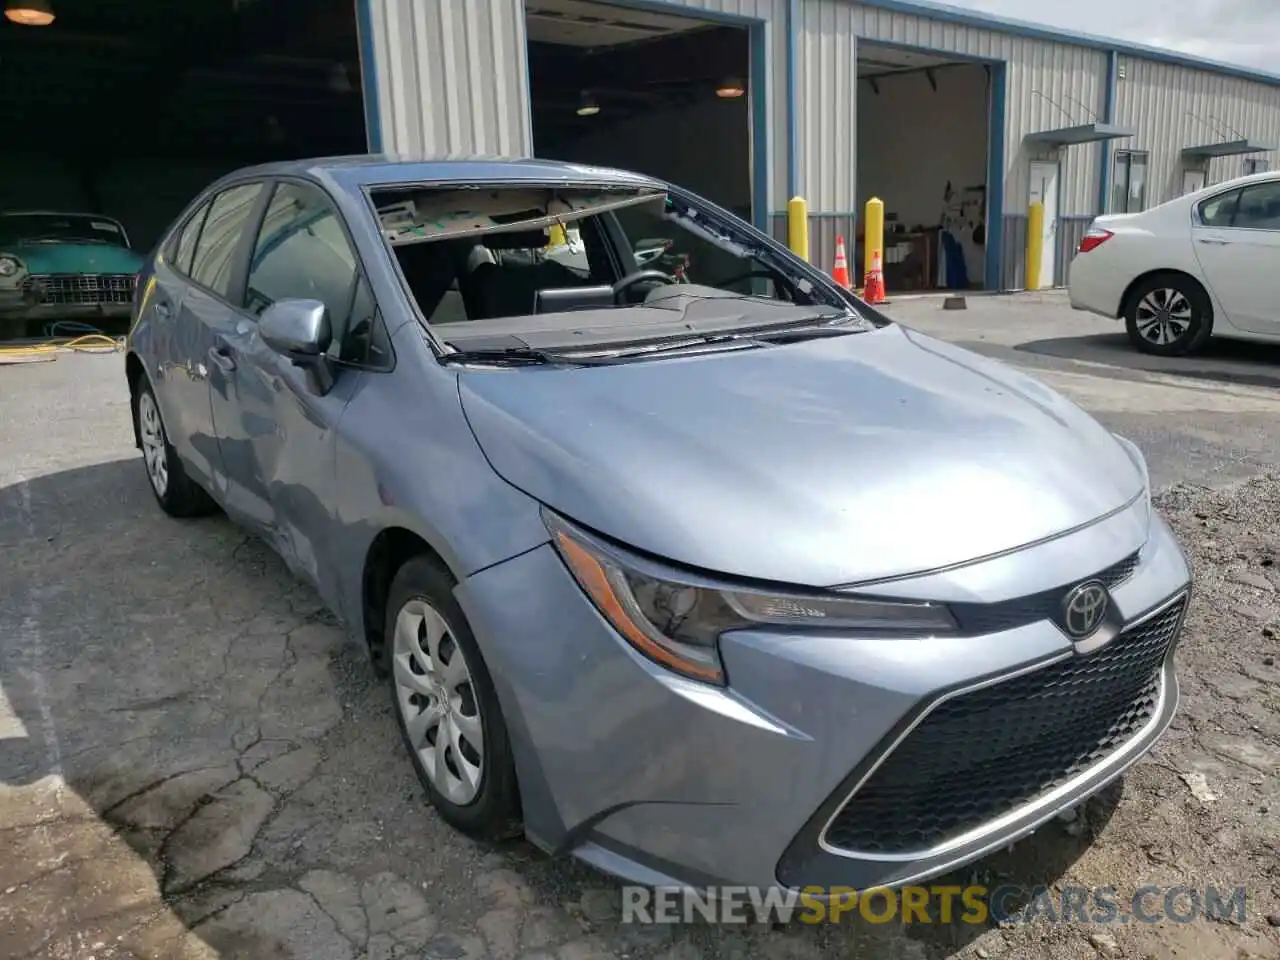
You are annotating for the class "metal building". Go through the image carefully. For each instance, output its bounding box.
[355,0,1280,292]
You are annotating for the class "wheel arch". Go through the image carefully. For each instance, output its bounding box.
[360,526,453,675]
[125,351,147,449]
[1119,269,1213,323]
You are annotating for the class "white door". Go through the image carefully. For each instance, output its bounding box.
[1029,162,1059,288]
[1183,169,1206,195]
[1191,178,1280,334]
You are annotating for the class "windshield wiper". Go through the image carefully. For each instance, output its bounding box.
[439,346,616,366]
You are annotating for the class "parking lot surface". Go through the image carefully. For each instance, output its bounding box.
[2,293,1278,959]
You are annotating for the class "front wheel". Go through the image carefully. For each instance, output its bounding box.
[386,555,522,841]
[1124,274,1213,356]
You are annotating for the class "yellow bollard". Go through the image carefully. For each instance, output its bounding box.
[863,197,884,289]
[788,196,809,263]
[1025,201,1044,291]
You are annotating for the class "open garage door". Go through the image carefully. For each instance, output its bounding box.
[857,43,993,292]
[526,0,755,222]
[0,0,366,343]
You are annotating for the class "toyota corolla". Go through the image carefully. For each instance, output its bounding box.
[124,155,1192,895]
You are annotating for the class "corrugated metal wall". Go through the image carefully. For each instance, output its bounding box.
[844,3,1107,218]
[364,0,789,210]
[364,0,532,156]
[796,0,859,214]
[1113,56,1280,207]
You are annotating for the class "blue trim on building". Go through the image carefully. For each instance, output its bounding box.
[750,22,770,233]
[985,62,1007,291]
[786,0,800,200]
[354,0,382,153]
[1097,51,1118,215]
[857,0,1280,87]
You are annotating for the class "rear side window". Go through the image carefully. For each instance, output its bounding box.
[171,201,211,276]
[1198,190,1240,228]
[243,182,359,331]
[190,182,265,299]
[1233,180,1280,230]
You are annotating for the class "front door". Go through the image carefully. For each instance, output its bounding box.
[1029,162,1059,288]
[1191,178,1280,335]
[213,180,365,594]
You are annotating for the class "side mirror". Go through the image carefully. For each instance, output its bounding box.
[259,298,335,394]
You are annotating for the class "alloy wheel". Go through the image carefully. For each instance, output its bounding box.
[1134,287,1194,346]
[138,392,169,497]
[392,598,485,805]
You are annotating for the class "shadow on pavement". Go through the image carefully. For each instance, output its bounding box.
[0,457,1114,959]
[1014,332,1280,389]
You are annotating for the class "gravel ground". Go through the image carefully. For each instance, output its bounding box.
[1,320,1278,959]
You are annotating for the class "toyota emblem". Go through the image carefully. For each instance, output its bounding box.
[1061,581,1110,639]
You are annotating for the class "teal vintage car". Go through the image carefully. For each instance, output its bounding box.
[0,211,146,337]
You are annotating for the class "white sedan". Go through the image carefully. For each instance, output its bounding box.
[1068,170,1280,355]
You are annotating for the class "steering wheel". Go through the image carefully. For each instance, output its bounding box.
[612,269,676,303]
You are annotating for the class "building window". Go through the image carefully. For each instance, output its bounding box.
[1111,150,1149,213]
[1244,158,1270,175]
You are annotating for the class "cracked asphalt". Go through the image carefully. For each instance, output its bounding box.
[1,292,1278,959]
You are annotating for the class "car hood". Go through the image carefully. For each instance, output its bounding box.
[3,241,143,275]
[458,324,1146,587]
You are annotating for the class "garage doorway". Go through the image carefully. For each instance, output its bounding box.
[856,42,995,292]
[525,0,760,226]
[0,0,367,343]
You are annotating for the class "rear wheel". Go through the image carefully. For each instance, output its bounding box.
[133,380,217,517]
[1123,273,1213,356]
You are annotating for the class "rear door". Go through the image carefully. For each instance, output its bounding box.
[1191,178,1280,334]
[214,179,370,596]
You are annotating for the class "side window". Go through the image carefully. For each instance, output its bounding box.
[1232,181,1280,230]
[244,182,359,337]
[1198,190,1241,228]
[190,183,265,298]
[339,276,393,367]
[171,201,211,276]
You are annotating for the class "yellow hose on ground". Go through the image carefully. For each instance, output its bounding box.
[0,334,125,362]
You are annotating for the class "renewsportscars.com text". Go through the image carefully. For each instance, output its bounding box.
[621,884,1249,926]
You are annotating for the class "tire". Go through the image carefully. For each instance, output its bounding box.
[133,379,218,517]
[1123,273,1214,357]
[385,554,522,841]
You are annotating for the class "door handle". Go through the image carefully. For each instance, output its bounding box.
[207,344,237,374]
[1196,236,1232,245]
[153,301,172,320]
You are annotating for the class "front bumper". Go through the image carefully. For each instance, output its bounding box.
[456,497,1191,894]
[0,273,135,321]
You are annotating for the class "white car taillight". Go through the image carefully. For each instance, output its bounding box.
[1078,227,1114,253]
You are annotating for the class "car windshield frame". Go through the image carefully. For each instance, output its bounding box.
[0,212,131,248]
[363,177,885,361]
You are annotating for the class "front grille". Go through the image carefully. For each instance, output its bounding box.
[949,550,1141,636]
[823,594,1186,856]
[23,273,135,306]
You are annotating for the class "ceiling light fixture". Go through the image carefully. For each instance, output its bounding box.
[576,91,600,117]
[4,0,55,26]
[716,77,746,99]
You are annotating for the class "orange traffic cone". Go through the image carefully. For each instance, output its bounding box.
[863,249,886,304]
[832,234,851,289]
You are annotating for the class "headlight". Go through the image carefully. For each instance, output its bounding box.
[544,510,956,686]
[0,256,20,278]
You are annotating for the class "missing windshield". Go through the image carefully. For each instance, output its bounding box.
[368,181,862,352]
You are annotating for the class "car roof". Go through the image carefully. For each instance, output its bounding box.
[222,154,669,193]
